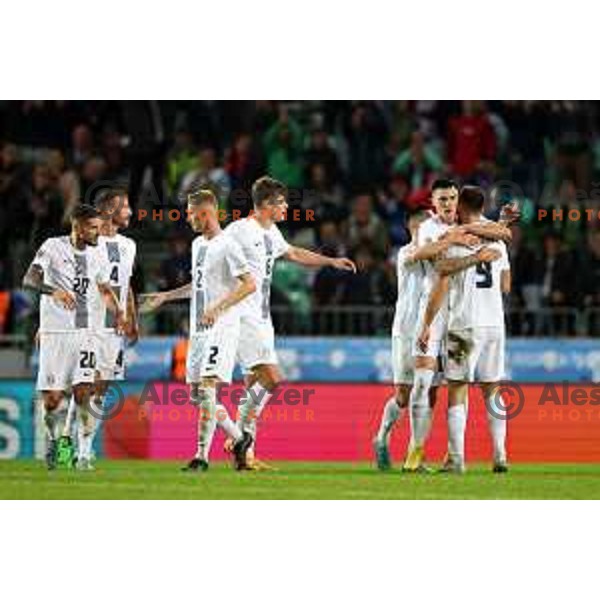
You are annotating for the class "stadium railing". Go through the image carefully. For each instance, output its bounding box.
[145,305,588,337]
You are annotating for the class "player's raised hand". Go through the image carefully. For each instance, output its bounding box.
[52,289,76,310]
[499,201,521,225]
[476,246,501,263]
[417,326,430,353]
[330,257,357,273]
[138,293,165,314]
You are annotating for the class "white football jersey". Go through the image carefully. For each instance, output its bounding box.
[415,214,452,296]
[190,231,250,335]
[97,233,136,330]
[392,243,426,337]
[223,218,290,321]
[414,214,453,329]
[447,240,510,330]
[30,236,111,332]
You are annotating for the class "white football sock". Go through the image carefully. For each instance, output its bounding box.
[237,383,273,449]
[409,369,434,448]
[43,406,59,442]
[77,401,94,460]
[376,396,402,444]
[484,388,507,464]
[62,395,77,437]
[215,403,242,442]
[447,404,467,466]
[195,388,217,462]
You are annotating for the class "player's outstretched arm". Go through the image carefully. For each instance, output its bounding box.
[462,221,512,243]
[284,246,356,272]
[22,264,75,310]
[435,246,501,276]
[201,273,256,326]
[138,283,192,314]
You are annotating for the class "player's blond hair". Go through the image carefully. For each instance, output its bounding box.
[187,188,218,207]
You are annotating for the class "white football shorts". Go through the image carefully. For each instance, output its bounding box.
[37,330,96,391]
[445,327,505,383]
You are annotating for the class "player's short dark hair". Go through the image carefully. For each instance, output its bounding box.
[251,176,287,208]
[71,204,100,222]
[431,178,458,192]
[95,187,128,212]
[187,188,218,207]
[459,185,485,212]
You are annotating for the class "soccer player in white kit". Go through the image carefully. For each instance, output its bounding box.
[373,209,435,469]
[403,179,513,471]
[140,189,256,471]
[22,204,125,470]
[64,188,139,468]
[418,186,511,473]
[223,176,356,468]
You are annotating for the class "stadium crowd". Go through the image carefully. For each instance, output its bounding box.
[0,100,598,338]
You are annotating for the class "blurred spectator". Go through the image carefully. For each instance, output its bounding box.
[392,130,444,189]
[447,100,496,179]
[378,177,411,249]
[534,231,577,335]
[167,129,197,193]
[346,193,389,258]
[263,106,304,188]
[69,124,95,167]
[120,100,166,213]
[581,228,600,335]
[28,164,64,249]
[158,234,192,292]
[78,155,107,203]
[306,163,344,222]
[304,129,340,185]
[0,144,29,242]
[179,146,231,203]
[338,244,395,333]
[226,133,263,184]
[343,102,387,191]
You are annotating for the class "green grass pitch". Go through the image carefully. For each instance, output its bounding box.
[2,461,600,499]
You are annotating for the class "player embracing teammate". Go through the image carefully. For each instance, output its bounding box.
[375,179,513,473]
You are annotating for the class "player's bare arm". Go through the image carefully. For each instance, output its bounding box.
[417,274,450,352]
[22,263,76,310]
[138,283,193,314]
[201,272,256,326]
[435,246,501,276]
[408,229,479,263]
[98,282,126,333]
[501,269,511,294]
[461,221,512,243]
[284,246,356,272]
[126,287,139,344]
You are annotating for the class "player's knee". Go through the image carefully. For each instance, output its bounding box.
[257,366,281,391]
[73,383,93,405]
[43,391,62,410]
[190,385,211,406]
[395,386,410,408]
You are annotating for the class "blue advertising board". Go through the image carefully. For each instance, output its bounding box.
[0,381,35,458]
